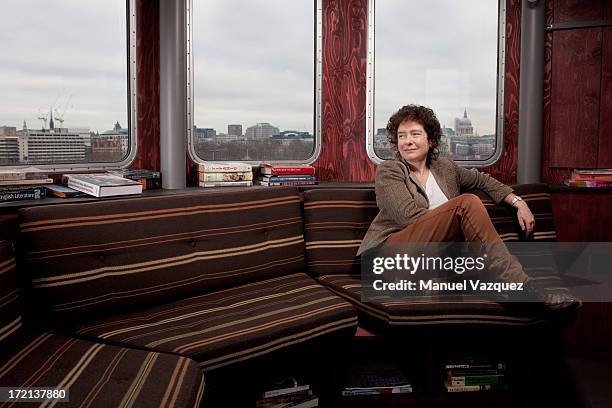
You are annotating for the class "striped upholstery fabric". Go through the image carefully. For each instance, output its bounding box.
[303,189,378,276]
[70,273,358,372]
[304,185,565,327]
[18,187,305,324]
[0,333,204,408]
[318,275,553,328]
[0,241,22,345]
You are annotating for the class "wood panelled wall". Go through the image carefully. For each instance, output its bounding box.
[315,0,522,183]
[542,0,612,183]
[133,0,522,183]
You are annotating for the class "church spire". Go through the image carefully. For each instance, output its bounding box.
[49,109,55,130]
[464,108,468,118]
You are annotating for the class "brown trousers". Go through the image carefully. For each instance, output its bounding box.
[386,194,528,283]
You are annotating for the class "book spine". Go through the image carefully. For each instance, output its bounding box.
[67,178,100,196]
[571,174,612,182]
[566,179,612,188]
[198,163,251,172]
[199,181,253,187]
[258,181,317,186]
[445,384,507,392]
[262,176,316,182]
[200,172,253,182]
[0,187,46,202]
[446,369,502,376]
[449,374,504,386]
[262,167,315,175]
[262,384,309,398]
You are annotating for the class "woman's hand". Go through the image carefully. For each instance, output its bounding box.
[515,201,535,236]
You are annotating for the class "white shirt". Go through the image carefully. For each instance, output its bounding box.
[425,171,448,210]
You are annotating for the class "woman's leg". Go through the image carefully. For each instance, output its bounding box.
[386,194,528,283]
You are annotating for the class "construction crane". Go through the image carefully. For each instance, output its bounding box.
[54,94,72,130]
[37,109,48,130]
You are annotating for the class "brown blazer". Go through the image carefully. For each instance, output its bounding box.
[357,157,513,255]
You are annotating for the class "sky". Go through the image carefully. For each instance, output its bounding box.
[0,0,499,137]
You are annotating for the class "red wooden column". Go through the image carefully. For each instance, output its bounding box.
[316,0,375,182]
[133,0,161,171]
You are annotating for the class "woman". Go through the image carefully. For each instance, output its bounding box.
[358,104,578,310]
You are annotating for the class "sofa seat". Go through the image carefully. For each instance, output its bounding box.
[70,273,358,371]
[0,333,204,408]
[318,274,559,327]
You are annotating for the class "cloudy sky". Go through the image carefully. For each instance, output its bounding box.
[0,0,128,133]
[0,0,499,137]
[375,0,500,135]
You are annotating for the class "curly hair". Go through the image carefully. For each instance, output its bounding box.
[386,104,442,166]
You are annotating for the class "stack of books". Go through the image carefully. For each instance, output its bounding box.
[341,363,412,396]
[63,173,143,197]
[256,374,318,408]
[565,169,612,188]
[196,161,253,187]
[443,357,507,392]
[256,163,317,186]
[0,166,52,203]
[109,169,161,190]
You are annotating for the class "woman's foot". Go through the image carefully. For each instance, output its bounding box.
[523,279,581,311]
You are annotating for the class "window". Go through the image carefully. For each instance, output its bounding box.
[188,0,320,163]
[367,0,505,166]
[0,0,136,169]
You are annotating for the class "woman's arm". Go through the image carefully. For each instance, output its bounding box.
[375,161,428,227]
[451,160,513,204]
[502,193,535,236]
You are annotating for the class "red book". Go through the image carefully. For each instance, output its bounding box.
[260,163,316,176]
[571,173,612,182]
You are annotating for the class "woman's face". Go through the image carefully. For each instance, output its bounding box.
[397,120,430,164]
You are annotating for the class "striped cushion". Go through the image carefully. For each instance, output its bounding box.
[303,184,557,277]
[18,187,305,324]
[303,189,378,276]
[0,333,204,408]
[70,273,358,372]
[0,241,22,345]
[318,275,554,328]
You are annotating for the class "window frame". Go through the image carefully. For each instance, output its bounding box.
[186,0,322,165]
[0,0,138,171]
[365,0,507,167]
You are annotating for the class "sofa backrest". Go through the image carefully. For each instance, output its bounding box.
[18,187,305,325]
[302,184,557,276]
[303,189,378,276]
[0,240,23,345]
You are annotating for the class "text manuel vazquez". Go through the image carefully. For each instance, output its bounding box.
[370,254,524,293]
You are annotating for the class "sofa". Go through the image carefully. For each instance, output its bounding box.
[0,184,575,406]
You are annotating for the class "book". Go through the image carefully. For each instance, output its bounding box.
[444,381,508,393]
[109,169,162,190]
[342,363,412,397]
[260,163,316,176]
[45,184,86,198]
[0,186,46,202]
[199,180,253,188]
[572,168,612,175]
[64,174,143,197]
[0,166,47,181]
[565,179,612,188]
[197,161,252,173]
[448,374,505,386]
[256,180,317,186]
[256,390,312,407]
[199,171,253,182]
[260,175,316,183]
[0,178,53,186]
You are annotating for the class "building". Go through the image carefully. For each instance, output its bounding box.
[17,129,86,163]
[0,136,20,164]
[374,128,391,150]
[454,108,474,137]
[194,127,216,143]
[0,126,17,136]
[227,124,242,137]
[91,122,129,159]
[269,131,313,146]
[245,122,279,139]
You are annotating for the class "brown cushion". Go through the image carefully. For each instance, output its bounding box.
[0,333,204,408]
[318,274,554,328]
[70,273,357,371]
[0,240,22,345]
[303,189,378,276]
[18,187,305,324]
